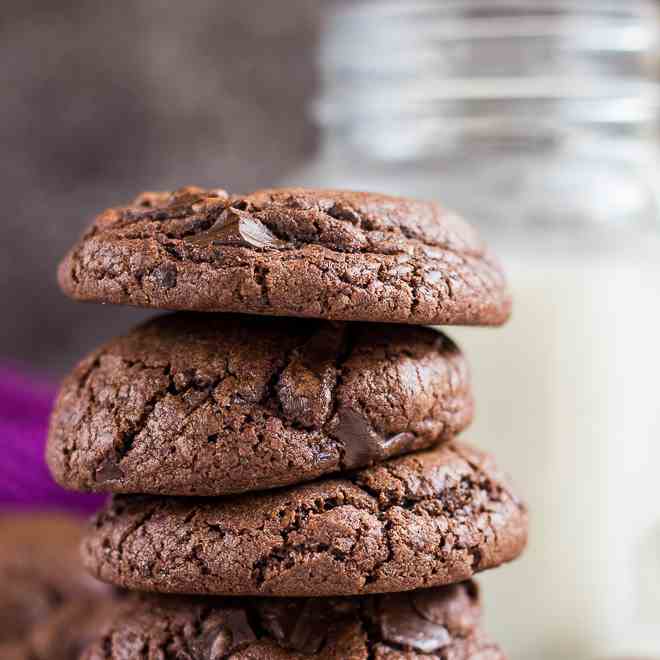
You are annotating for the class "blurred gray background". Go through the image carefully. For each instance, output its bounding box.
[1,0,325,374]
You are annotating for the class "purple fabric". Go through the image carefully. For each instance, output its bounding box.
[0,364,104,514]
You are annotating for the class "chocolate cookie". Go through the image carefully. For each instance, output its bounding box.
[58,187,511,326]
[0,513,111,645]
[81,443,527,597]
[80,582,505,660]
[47,313,472,496]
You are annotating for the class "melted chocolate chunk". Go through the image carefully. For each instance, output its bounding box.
[331,408,384,469]
[326,201,362,224]
[186,208,287,250]
[411,583,480,638]
[382,432,416,456]
[205,628,231,660]
[94,457,123,483]
[277,325,345,428]
[375,593,451,653]
[198,609,256,659]
[257,599,353,654]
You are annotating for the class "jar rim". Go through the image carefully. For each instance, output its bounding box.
[319,0,660,129]
[329,0,659,21]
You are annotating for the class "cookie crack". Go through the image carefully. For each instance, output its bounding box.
[250,456,519,590]
[112,502,160,565]
[251,492,360,587]
[115,364,173,462]
[88,357,236,482]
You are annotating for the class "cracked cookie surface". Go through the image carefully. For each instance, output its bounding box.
[81,443,527,597]
[58,187,511,326]
[80,582,506,660]
[47,313,473,496]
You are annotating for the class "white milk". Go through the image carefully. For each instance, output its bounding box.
[452,248,660,660]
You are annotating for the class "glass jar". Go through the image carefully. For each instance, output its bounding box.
[284,2,660,659]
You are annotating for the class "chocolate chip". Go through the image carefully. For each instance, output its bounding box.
[199,609,256,659]
[257,599,339,654]
[221,610,256,649]
[411,583,480,638]
[375,593,451,653]
[94,457,123,483]
[326,202,361,224]
[382,432,416,456]
[277,325,344,428]
[185,208,286,250]
[206,629,231,659]
[331,408,384,469]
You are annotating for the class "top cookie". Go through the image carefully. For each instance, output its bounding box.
[58,187,511,325]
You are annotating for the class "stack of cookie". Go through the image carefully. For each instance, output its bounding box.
[47,187,528,659]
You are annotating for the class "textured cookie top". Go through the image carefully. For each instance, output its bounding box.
[47,313,472,496]
[82,442,528,598]
[80,583,505,660]
[59,187,511,325]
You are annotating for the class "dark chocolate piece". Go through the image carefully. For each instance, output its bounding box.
[186,208,287,250]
